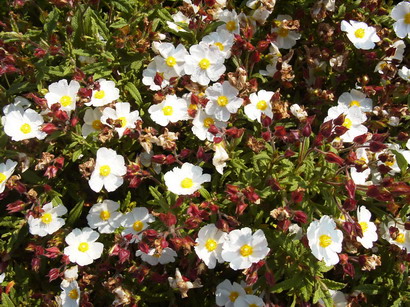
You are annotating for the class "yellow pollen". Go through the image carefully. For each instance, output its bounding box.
[60,95,72,107]
[359,221,368,233]
[274,20,282,27]
[68,289,79,300]
[20,123,32,134]
[188,104,198,110]
[342,118,352,129]
[99,165,111,177]
[205,239,217,252]
[256,100,268,110]
[214,42,225,51]
[203,117,215,128]
[78,242,89,252]
[354,28,365,39]
[118,116,127,127]
[217,96,228,106]
[166,56,177,67]
[92,120,103,130]
[240,244,253,257]
[41,212,53,224]
[385,159,395,167]
[319,234,332,248]
[199,58,210,70]
[180,177,194,189]
[100,210,111,221]
[395,233,405,244]
[226,21,236,32]
[249,304,258,307]
[404,13,410,24]
[0,173,6,183]
[133,220,144,232]
[94,90,105,99]
[229,291,239,302]
[349,100,360,107]
[277,28,289,37]
[153,253,161,258]
[162,106,174,116]
[244,286,253,294]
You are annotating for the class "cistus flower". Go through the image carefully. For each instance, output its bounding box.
[135,247,177,265]
[382,218,410,251]
[166,11,190,33]
[194,224,228,269]
[215,279,246,307]
[212,142,229,175]
[391,1,410,39]
[86,200,123,234]
[272,15,301,49]
[398,66,410,82]
[60,280,80,307]
[45,79,80,114]
[192,109,227,141]
[89,147,127,193]
[64,227,104,266]
[337,89,373,112]
[142,59,170,91]
[201,29,235,59]
[340,20,380,50]
[81,108,103,137]
[154,43,188,79]
[164,163,211,195]
[221,227,270,270]
[0,159,17,193]
[121,207,155,243]
[244,90,274,123]
[86,79,120,107]
[101,102,141,138]
[307,215,343,266]
[28,202,67,237]
[148,94,188,126]
[356,206,378,249]
[216,10,240,35]
[233,295,265,307]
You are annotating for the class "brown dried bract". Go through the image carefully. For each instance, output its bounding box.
[35,152,55,171]
[79,158,95,179]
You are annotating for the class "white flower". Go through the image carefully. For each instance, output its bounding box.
[0,159,17,193]
[121,207,155,243]
[205,81,243,121]
[0,273,5,283]
[244,90,274,123]
[391,1,410,39]
[201,30,235,59]
[194,224,228,269]
[135,247,177,265]
[155,43,188,79]
[382,218,410,251]
[148,94,188,126]
[252,6,273,25]
[215,279,246,307]
[45,79,80,113]
[166,12,190,32]
[101,102,141,138]
[319,290,347,307]
[86,79,120,107]
[142,58,170,91]
[341,20,380,50]
[290,104,308,121]
[64,227,104,266]
[164,163,211,195]
[337,89,373,112]
[184,43,226,86]
[260,43,281,77]
[89,147,127,193]
[234,295,265,307]
[221,227,270,270]
[217,10,240,34]
[356,206,378,249]
[28,202,67,237]
[384,40,405,62]
[376,143,410,175]
[398,66,410,82]
[213,142,229,175]
[63,266,78,281]
[350,148,372,185]
[168,268,202,298]
[272,15,301,49]
[81,108,104,137]
[192,109,227,141]
[2,104,46,141]
[307,215,343,266]
[86,200,123,234]
[60,280,80,307]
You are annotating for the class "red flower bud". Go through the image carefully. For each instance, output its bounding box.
[208,124,219,135]
[353,133,368,144]
[41,123,58,134]
[138,242,150,254]
[284,149,295,157]
[345,179,356,199]
[274,126,286,137]
[216,218,230,232]
[235,202,248,215]
[278,219,291,231]
[293,210,308,224]
[164,155,176,165]
[242,187,260,203]
[213,136,223,144]
[159,212,177,227]
[179,149,191,159]
[267,178,282,190]
[70,116,80,127]
[6,200,26,213]
[34,48,46,58]
[151,154,166,164]
[225,127,244,138]
[257,40,270,52]
[261,115,272,127]
[47,268,60,282]
[369,141,387,153]
[262,131,271,141]
[119,248,130,264]
[334,125,348,136]
[343,198,357,211]
[250,50,261,63]
[325,152,345,166]
[319,121,333,138]
[154,72,164,86]
[302,123,312,137]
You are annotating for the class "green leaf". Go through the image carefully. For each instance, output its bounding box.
[110,18,129,29]
[149,186,168,210]
[72,149,83,162]
[1,293,16,307]
[354,284,382,295]
[51,196,63,208]
[44,8,60,34]
[270,276,302,293]
[125,83,143,106]
[198,188,211,200]
[321,279,346,290]
[391,150,408,174]
[66,200,84,226]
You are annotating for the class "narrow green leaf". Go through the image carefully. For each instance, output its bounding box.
[66,200,84,226]
[1,293,16,307]
[125,83,143,106]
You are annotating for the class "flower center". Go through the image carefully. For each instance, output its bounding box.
[203,117,215,128]
[94,90,105,99]
[349,100,360,107]
[92,120,103,130]
[188,104,198,110]
[162,106,174,116]
[214,42,225,51]
[205,239,217,252]
[100,210,111,221]
[60,95,72,107]
[319,234,332,248]
[41,212,53,224]
[180,177,193,189]
[226,21,236,32]
[20,123,32,134]
[256,100,268,110]
[240,244,253,257]
[118,116,127,127]
[354,28,365,39]
[99,165,111,177]
[68,289,79,300]
[359,221,368,233]
[229,291,239,302]
[217,96,228,106]
[199,58,210,70]
[249,304,258,307]
[133,220,144,232]
[0,173,6,183]
[395,233,405,244]
[277,28,289,37]
[244,286,253,294]
[342,118,352,129]
[166,56,177,67]
[78,242,89,252]
[385,158,395,167]
[404,13,410,24]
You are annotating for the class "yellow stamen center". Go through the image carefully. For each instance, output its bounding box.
[354,28,365,39]
[92,120,103,130]
[180,177,193,189]
[188,104,198,110]
[319,234,332,248]
[229,291,239,302]
[60,95,72,107]
[100,210,111,221]
[205,239,217,252]
[133,220,144,232]
[217,96,228,106]
[349,100,360,107]
[343,118,352,129]
[20,123,32,134]
[359,221,368,233]
[99,165,111,177]
[277,28,289,37]
[41,212,53,224]
[385,158,395,167]
[274,20,282,27]
[404,13,410,24]
[244,286,253,294]
[249,304,258,307]
[240,244,253,257]
[78,242,89,252]
[68,289,79,300]
[199,58,210,70]
[0,173,6,183]
[162,106,174,116]
[118,116,127,127]
[226,21,236,32]
[256,100,268,110]
[214,42,225,51]
[166,56,177,67]
[395,233,405,244]
[203,117,215,128]
[94,90,105,99]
